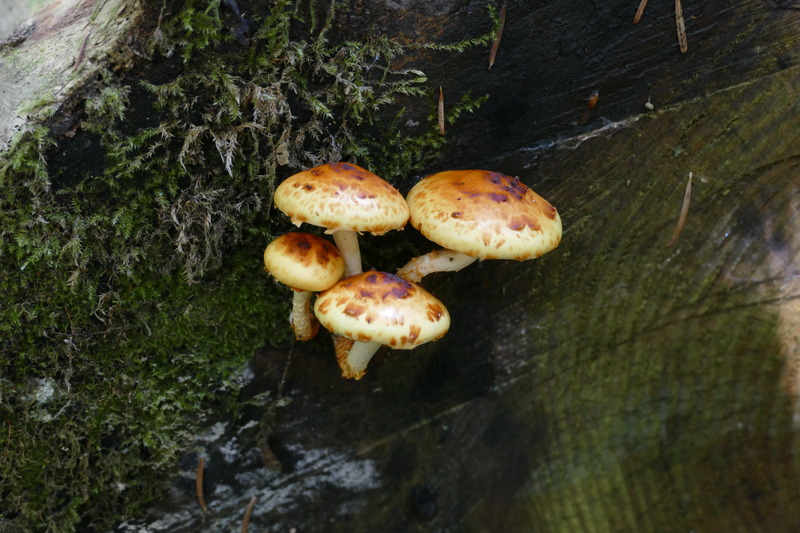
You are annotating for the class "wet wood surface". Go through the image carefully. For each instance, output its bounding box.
[4,0,795,531]
[110,1,800,532]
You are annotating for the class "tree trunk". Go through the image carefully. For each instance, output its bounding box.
[2,1,800,532]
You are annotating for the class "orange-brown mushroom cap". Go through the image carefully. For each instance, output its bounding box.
[405,169,562,260]
[263,232,345,292]
[273,162,409,235]
[314,271,450,349]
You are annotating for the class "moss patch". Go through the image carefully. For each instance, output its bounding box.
[0,0,494,530]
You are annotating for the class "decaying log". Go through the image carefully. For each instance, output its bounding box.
[2,0,799,531]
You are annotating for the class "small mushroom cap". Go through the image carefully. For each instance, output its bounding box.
[273,162,410,235]
[263,232,345,292]
[314,271,450,349]
[405,169,562,260]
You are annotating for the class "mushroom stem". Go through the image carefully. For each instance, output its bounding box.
[339,340,382,380]
[333,230,362,277]
[396,249,478,283]
[290,290,320,341]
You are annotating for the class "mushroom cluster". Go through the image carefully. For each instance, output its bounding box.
[264,164,562,380]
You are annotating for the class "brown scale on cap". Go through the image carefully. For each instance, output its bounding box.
[426,302,446,321]
[405,169,563,261]
[314,271,450,349]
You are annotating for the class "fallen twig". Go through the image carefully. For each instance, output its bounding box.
[675,0,688,53]
[633,0,649,24]
[241,495,257,532]
[488,3,507,69]
[63,30,92,73]
[196,456,208,512]
[438,86,445,135]
[587,90,599,110]
[666,173,692,247]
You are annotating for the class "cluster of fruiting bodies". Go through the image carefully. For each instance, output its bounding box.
[263,163,562,380]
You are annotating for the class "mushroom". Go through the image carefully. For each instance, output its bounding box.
[273,162,410,277]
[314,271,451,380]
[397,169,562,282]
[263,232,345,341]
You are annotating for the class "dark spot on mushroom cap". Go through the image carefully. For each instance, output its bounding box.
[486,171,527,200]
[281,232,342,267]
[336,162,360,176]
[451,212,462,218]
[426,170,534,208]
[365,271,413,298]
[344,303,365,317]
[332,162,368,181]
[508,215,541,232]
[387,285,410,299]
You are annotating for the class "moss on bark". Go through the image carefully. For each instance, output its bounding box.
[0,1,493,530]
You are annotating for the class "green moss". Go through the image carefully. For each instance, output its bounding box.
[0,0,493,531]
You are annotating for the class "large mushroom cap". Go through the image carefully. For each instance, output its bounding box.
[405,169,562,260]
[314,271,450,349]
[273,162,409,235]
[263,232,345,292]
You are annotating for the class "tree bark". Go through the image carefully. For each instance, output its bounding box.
[0,0,142,151]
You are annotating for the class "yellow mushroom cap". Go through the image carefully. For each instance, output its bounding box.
[405,169,562,260]
[314,271,450,349]
[263,232,345,292]
[273,162,410,235]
